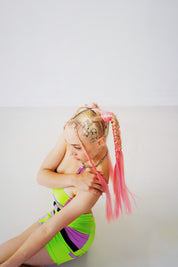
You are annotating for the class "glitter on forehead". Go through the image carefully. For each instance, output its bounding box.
[64,121,91,148]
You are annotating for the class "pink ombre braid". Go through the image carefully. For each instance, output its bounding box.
[85,103,139,219]
[110,114,138,218]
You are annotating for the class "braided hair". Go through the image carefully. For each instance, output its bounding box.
[64,102,138,222]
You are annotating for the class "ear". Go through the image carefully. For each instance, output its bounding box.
[97,136,106,146]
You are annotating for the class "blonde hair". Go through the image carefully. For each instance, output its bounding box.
[66,103,109,143]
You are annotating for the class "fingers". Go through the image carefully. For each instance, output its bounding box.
[84,178,104,193]
[93,183,104,192]
[90,188,103,196]
[83,168,105,193]
[87,179,104,192]
[91,175,105,192]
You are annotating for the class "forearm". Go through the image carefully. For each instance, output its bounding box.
[2,206,82,267]
[2,190,101,267]
[0,234,24,264]
[37,169,77,189]
[1,226,50,267]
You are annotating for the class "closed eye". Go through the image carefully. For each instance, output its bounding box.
[74,147,81,150]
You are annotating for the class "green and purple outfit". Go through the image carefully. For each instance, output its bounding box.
[38,165,95,265]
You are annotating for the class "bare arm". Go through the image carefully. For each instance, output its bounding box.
[36,131,104,193]
[37,169,77,189]
[36,131,77,188]
[37,168,104,194]
[2,190,102,267]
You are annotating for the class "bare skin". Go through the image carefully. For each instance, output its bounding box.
[0,221,55,266]
[0,126,110,266]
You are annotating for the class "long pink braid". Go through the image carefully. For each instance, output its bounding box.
[85,103,139,219]
[110,114,139,218]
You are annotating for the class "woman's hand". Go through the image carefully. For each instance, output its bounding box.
[74,168,105,195]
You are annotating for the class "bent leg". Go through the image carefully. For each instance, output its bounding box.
[0,221,41,263]
[22,246,56,266]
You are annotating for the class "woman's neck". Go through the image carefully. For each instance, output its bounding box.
[83,145,108,167]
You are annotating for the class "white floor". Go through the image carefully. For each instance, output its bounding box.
[0,106,178,267]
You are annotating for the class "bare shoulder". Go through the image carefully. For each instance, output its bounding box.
[96,152,110,184]
[37,130,67,172]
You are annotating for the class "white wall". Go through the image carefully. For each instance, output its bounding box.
[0,1,178,266]
[0,0,177,107]
[0,106,178,267]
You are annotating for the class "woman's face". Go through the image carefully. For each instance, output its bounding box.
[63,124,96,163]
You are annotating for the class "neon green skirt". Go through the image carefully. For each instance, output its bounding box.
[39,208,96,265]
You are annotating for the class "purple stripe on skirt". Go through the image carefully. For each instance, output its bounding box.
[65,226,89,249]
[69,252,78,258]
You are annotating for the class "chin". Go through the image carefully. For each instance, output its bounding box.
[74,156,80,161]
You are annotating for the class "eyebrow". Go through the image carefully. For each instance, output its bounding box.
[71,143,81,146]
[64,138,81,147]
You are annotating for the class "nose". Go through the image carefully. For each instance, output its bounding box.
[70,147,77,157]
